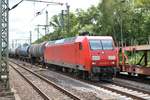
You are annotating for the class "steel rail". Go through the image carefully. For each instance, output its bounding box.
[9,64,50,100]
[74,77,149,100]
[11,59,149,100]
[9,61,80,100]
[45,65,149,100]
[98,83,148,100]
[113,80,150,95]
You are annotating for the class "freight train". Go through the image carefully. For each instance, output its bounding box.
[9,36,118,81]
[119,45,150,77]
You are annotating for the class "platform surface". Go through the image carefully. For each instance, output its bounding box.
[0,82,15,100]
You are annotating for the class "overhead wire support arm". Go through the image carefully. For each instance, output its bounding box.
[25,0,63,5]
[9,0,24,11]
[9,0,63,11]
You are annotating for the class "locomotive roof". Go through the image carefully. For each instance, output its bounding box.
[76,36,113,42]
[46,36,113,46]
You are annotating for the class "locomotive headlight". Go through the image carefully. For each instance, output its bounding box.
[92,62,96,65]
[92,56,100,60]
[108,56,116,60]
[112,61,115,64]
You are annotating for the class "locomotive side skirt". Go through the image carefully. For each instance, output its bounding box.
[46,60,85,70]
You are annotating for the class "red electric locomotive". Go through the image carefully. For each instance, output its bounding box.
[44,36,118,81]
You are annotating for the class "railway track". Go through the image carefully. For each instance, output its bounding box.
[116,73,150,85]
[96,82,150,100]
[51,69,150,100]
[9,61,80,100]
[67,74,150,100]
[113,78,150,94]
[44,63,150,100]
[10,59,150,100]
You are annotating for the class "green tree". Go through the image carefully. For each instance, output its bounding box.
[34,0,150,46]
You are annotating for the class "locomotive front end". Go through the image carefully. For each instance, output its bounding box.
[88,37,118,80]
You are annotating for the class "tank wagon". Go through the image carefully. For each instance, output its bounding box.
[29,42,47,64]
[15,47,20,58]
[44,36,118,80]
[17,44,30,61]
[9,48,16,58]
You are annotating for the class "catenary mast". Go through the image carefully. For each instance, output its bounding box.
[0,0,9,89]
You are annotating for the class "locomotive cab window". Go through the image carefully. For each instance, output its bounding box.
[89,39,113,50]
[101,40,114,50]
[89,40,102,50]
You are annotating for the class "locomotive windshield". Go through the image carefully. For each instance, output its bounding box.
[101,40,113,50]
[89,39,113,50]
[89,40,102,50]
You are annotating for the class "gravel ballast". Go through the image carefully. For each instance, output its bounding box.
[9,65,44,100]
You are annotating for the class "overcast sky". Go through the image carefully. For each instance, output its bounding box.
[9,0,100,47]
